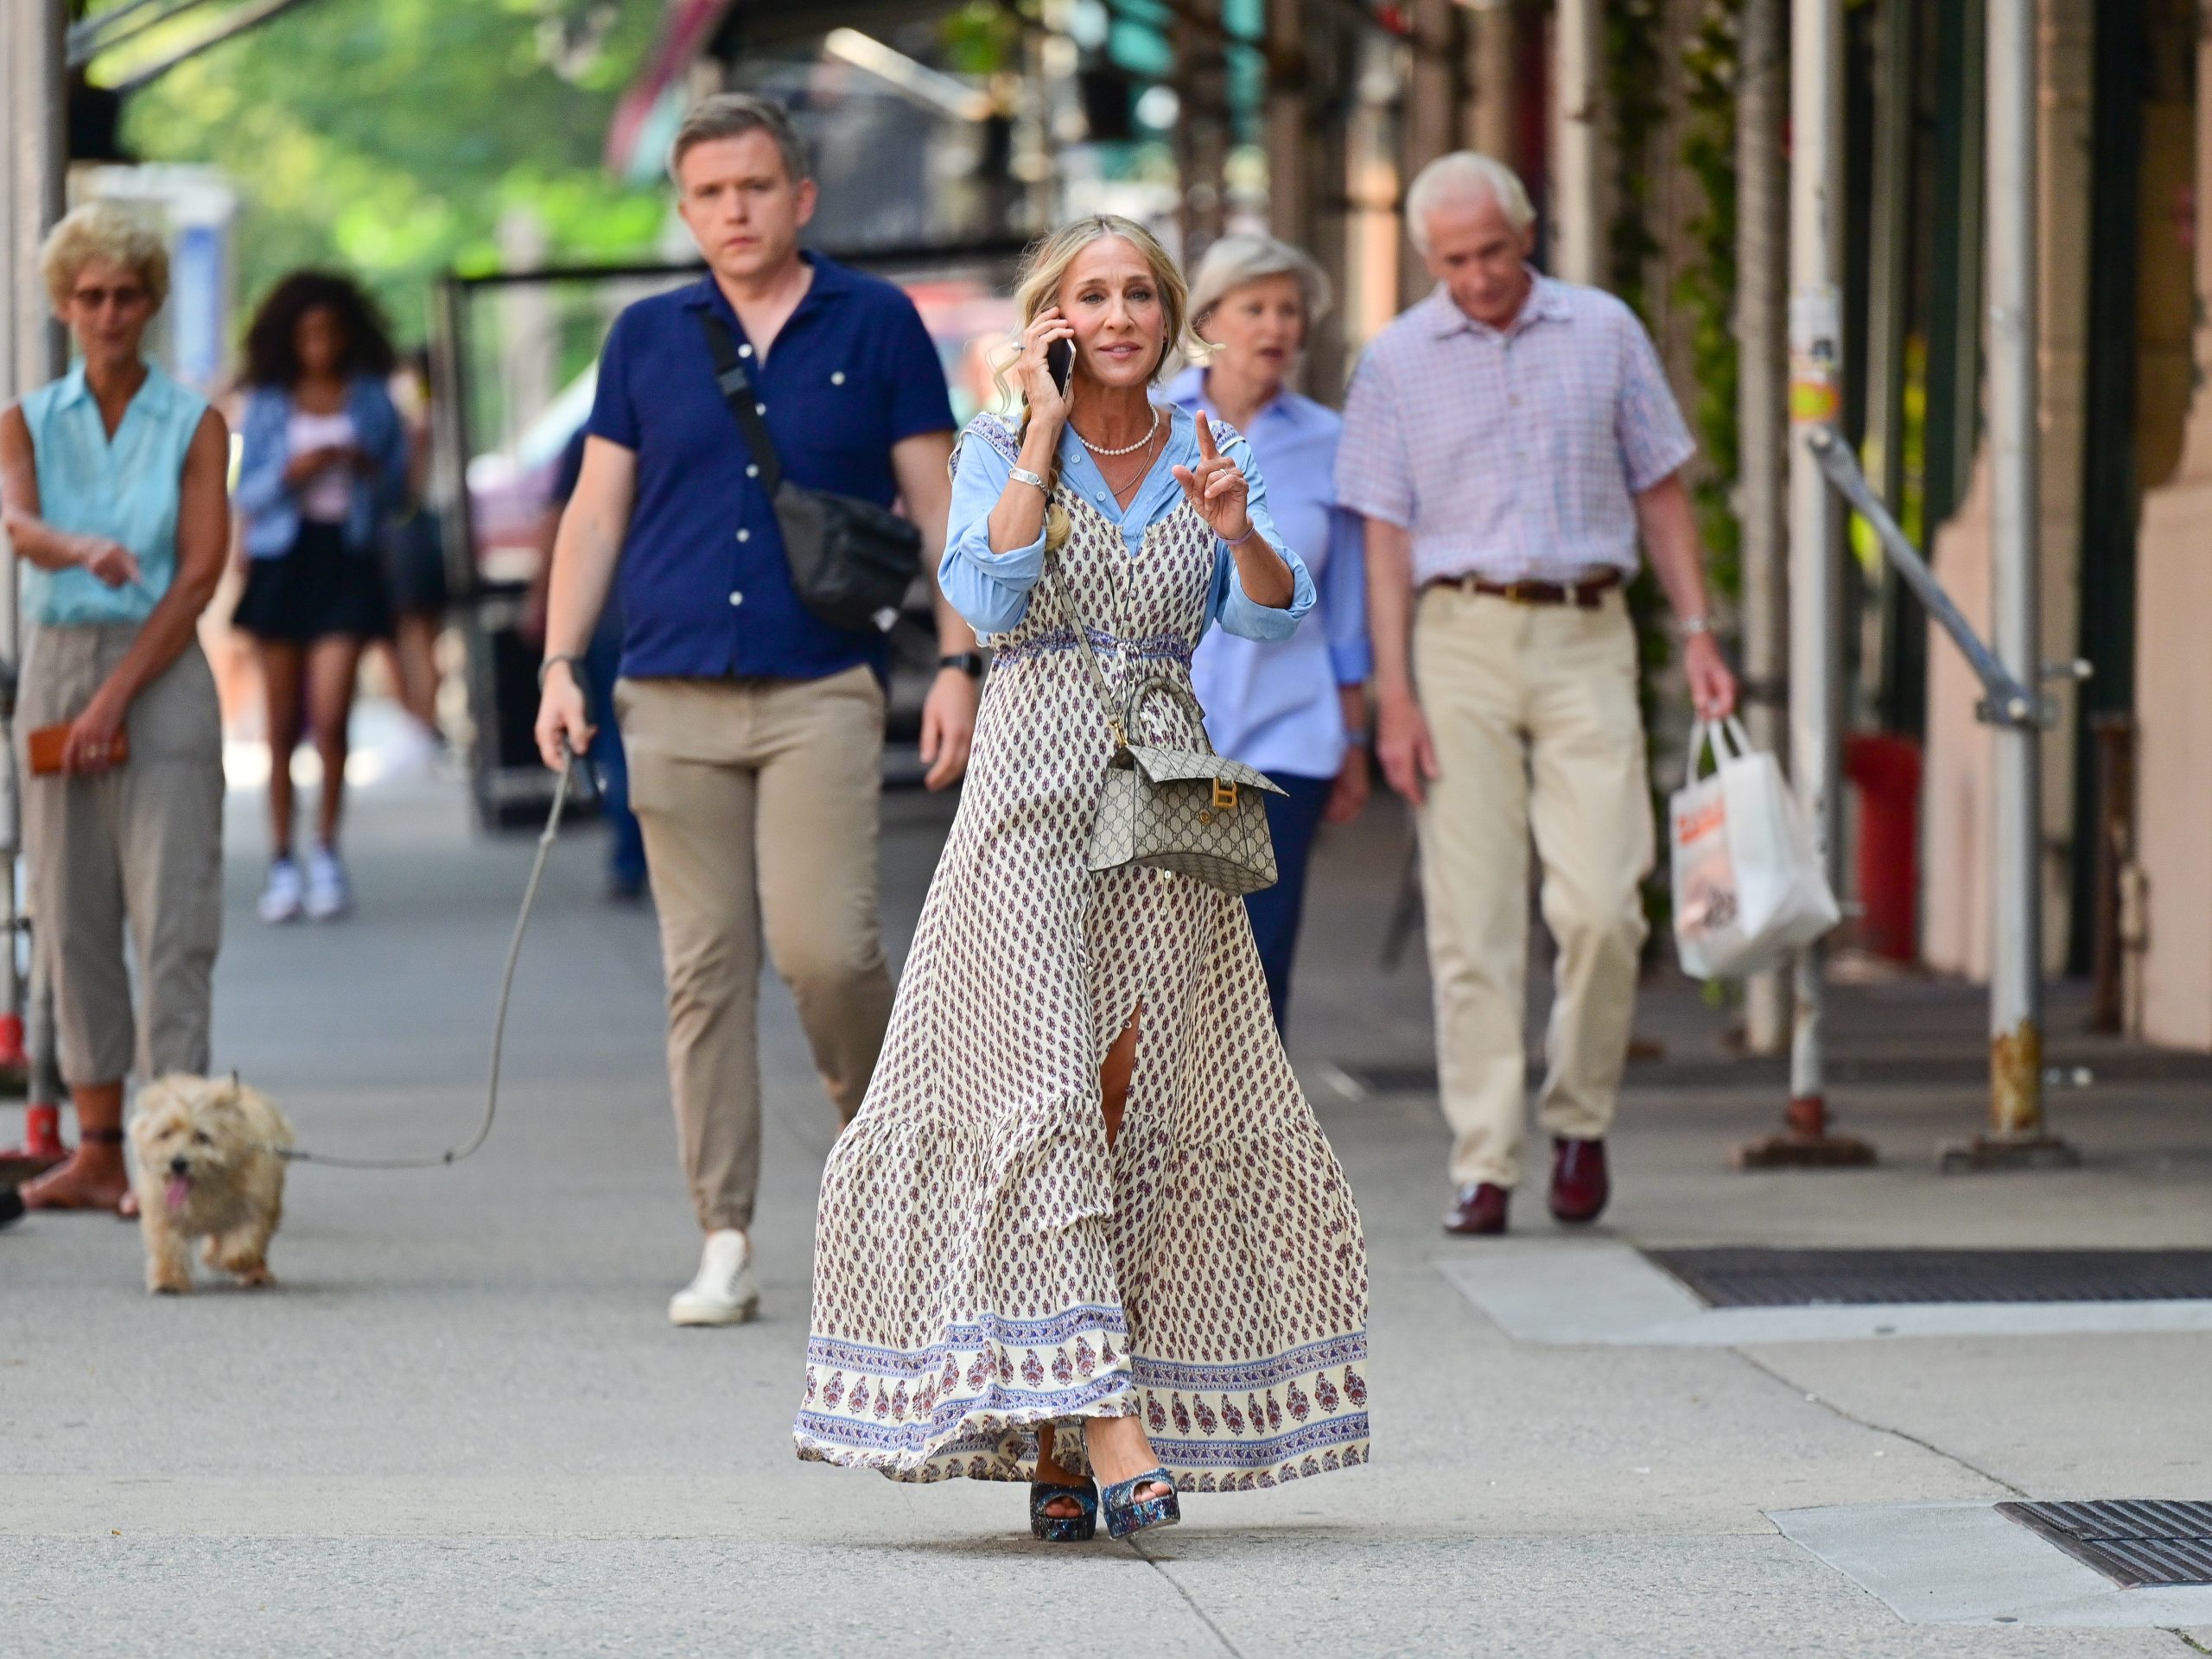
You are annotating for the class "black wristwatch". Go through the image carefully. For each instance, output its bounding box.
[938,652,986,678]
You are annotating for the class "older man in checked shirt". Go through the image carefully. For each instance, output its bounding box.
[1338,153,1737,1237]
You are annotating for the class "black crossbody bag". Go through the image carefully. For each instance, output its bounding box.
[696,311,920,633]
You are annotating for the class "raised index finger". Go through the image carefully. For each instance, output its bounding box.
[1194,410,1218,459]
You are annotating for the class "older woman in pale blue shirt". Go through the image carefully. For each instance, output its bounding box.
[0,203,230,1214]
[1166,235,1371,1032]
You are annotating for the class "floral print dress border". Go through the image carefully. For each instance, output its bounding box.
[795,419,1370,1490]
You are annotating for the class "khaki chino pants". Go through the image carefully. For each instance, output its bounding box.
[615,668,893,1234]
[17,625,225,1089]
[1414,584,1654,1190]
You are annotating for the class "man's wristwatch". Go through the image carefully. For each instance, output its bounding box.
[938,652,986,678]
[537,652,587,688]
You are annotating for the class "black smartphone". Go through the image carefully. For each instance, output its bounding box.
[1046,336,1074,395]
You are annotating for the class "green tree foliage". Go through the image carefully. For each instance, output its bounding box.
[118,0,668,342]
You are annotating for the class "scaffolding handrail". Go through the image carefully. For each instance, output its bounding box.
[1806,429,2045,729]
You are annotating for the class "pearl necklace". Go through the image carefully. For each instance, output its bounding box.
[1072,405,1161,457]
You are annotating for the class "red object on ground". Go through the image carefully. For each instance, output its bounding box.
[16,1103,66,1160]
[1844,732,1923,962]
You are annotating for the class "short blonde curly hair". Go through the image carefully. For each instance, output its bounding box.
[41,201,169,313]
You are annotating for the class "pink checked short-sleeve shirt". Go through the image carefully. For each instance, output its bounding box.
[1334,273,1695,586]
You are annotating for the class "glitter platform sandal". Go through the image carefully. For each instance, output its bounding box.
[1030,1479,1099,1542]
[1100,1467,1180,1540]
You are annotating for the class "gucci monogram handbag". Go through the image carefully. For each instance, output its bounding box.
[1045,549,1285,896]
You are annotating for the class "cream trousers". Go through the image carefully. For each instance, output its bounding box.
[615,668,894,1234]
[1413,584,1654,1189]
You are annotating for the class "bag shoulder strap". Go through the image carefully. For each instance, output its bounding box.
[1041,544,1125,746]
[694,310,784,494]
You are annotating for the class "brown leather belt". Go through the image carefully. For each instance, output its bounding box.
[1427,569,1624,608]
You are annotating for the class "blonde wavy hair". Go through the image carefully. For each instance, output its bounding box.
[41,201,170,313]
[1003,214,1200,547]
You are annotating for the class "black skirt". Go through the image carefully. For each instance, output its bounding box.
[232,522,393,643]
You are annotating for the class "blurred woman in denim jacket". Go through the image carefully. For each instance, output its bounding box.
[232,272,408,924]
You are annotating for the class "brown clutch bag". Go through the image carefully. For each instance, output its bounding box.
[26,724,127,776]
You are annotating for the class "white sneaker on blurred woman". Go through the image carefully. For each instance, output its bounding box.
[257,857,305,924]
[304,845,353,921]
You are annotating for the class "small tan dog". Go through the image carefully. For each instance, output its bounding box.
[129,1074,293,1294]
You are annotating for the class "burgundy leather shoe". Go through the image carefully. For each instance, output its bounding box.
[1442,1183,1510,1236]
[1548,1137,1610,1224]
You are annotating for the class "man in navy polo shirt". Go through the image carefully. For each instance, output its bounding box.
[534,93,978,1327]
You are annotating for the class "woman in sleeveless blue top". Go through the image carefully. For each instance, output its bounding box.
[0,202,231,1214]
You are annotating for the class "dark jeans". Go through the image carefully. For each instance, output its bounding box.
[583,625,645,892]
[1243,772,1333,1034]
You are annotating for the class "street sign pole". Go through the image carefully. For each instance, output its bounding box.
[1736,0,1875,1170]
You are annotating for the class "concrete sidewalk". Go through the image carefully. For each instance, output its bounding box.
[5,768,2209,1657]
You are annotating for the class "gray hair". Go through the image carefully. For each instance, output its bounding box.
[1405,151,1535,251]
[41,201,169,313]
[667,92,810,187]
[1187,234,1332,336]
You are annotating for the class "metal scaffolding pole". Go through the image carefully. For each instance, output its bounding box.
[1737,0,1875,1169]
[1,0,69,1158]
[1939,0,2075,1172]
[1735,0,1789,1056]
[1550,0,1601,287]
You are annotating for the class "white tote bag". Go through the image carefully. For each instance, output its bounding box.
[1669,717,1841,980]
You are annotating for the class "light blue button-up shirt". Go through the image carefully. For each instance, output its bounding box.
[1166,367,1370,779]
[940,403,1314,644]
[17,359,207,627]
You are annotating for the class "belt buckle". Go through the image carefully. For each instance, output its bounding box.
[1503,581,1534,604]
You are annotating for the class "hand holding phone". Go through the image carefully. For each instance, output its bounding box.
[1020,308,1077,423]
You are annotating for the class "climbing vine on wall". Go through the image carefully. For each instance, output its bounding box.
[1604,0,1667,321]
[1678,0,1742,603]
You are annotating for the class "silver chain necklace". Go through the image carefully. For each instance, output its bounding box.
[1071,404,1161,457]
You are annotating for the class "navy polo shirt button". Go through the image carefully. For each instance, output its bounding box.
[736,528,751,542]
[831,372,846,385]
[746,464,759,478]
[738,344,753,358]
[728,591,744,607]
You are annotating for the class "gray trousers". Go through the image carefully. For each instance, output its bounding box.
[16,625,225,1087]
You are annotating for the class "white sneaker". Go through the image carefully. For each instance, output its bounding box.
[668,1229,758,1326]
[258,858,305,924]
[304,846,353,921]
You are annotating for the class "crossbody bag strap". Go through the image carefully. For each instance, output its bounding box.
[694,310,785,494]
[1041,543,1128,747]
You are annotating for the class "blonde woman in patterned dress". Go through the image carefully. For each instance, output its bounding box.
[794,216,1370,1541]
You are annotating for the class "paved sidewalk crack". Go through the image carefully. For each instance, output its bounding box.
[1128,1537,1243,1657]
[1732,1348,2030,1497]
[2164,1628,2211,1654]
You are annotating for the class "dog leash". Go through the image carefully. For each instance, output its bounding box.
[273,750,581,1170]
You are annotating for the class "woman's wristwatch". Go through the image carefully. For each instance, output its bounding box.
[938,652,985,678]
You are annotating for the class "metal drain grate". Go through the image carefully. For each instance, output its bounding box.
[1998,1500,2212,1588]
[1643,1248,2212,1307]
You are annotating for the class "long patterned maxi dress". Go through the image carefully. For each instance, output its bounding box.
[794,414,1370,1492]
